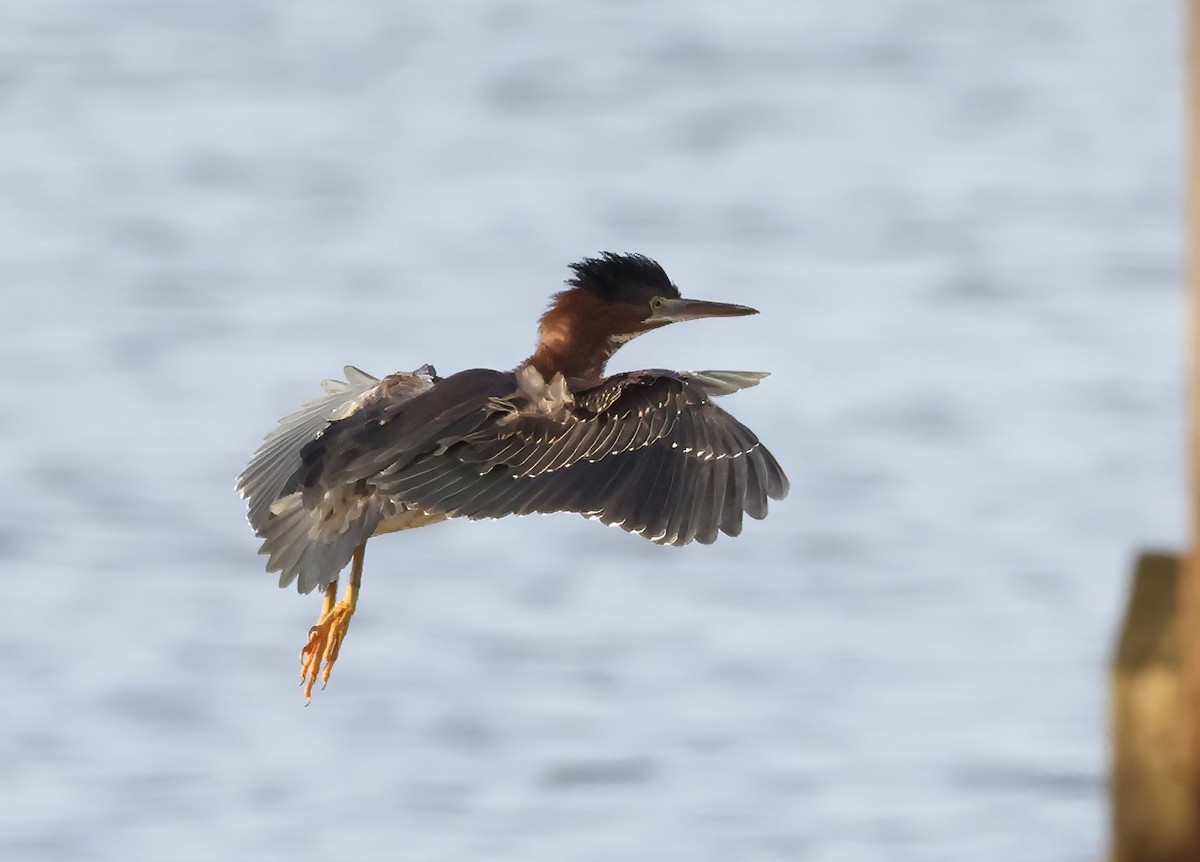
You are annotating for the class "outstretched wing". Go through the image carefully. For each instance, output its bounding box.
[237,364,437,532]
[373,370,789,545]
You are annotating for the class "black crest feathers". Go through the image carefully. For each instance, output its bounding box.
[566,252,680,303]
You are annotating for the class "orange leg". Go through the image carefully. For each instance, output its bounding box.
[299,543,365,701]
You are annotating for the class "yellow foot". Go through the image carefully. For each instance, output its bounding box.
[299,599,354,701]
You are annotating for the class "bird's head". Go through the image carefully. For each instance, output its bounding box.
[565,252,757,337]
[529,252,757,386]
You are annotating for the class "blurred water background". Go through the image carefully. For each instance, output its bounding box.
[0,1,1186,860]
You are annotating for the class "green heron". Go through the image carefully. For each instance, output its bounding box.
[238,253,789,699]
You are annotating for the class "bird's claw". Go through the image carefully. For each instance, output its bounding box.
[299,600,354,702]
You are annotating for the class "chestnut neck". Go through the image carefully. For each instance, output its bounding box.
[522,288,644,390]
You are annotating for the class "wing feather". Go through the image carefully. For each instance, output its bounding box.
[696,457,728,545]
[237,365,440,534]
[237,367,383,531]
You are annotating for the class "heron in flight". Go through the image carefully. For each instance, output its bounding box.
[238,253,789,699]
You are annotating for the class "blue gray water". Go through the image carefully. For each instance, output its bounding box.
[0,2,1185,860]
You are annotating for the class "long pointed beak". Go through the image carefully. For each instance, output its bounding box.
[648,297,759,324]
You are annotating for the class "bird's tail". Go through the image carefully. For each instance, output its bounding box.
[258,492,379,594]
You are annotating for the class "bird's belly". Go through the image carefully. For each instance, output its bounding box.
[372,508,449,536]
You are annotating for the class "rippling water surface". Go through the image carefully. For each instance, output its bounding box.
[0,2,1185,860]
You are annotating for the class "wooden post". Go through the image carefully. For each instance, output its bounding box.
[1113,553,1190,861]
[1184,0,1200,852]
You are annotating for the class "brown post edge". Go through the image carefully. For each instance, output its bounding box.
[1112,550,1190,862]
